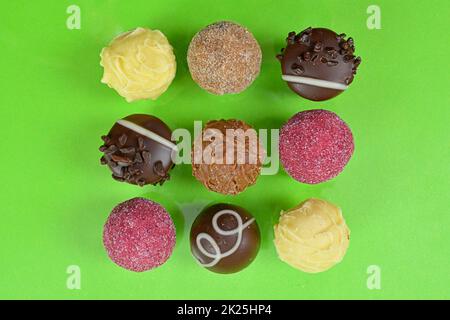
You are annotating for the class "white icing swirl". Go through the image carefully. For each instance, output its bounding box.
[116,119,178,151]
[282,75,348,91]
[196,210,255,268]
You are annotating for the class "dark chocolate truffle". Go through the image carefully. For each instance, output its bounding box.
[192,119,264,195]
[187,21,262,95]
[190,203,260,274]
[277,27,361,101]
[100,114,176,186]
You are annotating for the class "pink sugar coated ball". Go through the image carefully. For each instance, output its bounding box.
[103,198,176,272]
[279,109,354,184]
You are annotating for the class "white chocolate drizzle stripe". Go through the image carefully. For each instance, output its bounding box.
[196,209,256,268]
[282,75,348,91]
[117,119,178,151]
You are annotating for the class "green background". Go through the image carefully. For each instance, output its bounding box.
[1,0,449,300]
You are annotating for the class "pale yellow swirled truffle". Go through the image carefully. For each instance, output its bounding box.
[100,28,176,102]
[274,198,350,273]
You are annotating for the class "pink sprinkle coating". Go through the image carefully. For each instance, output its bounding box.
[103,198,176,272]
[279,109,354,184]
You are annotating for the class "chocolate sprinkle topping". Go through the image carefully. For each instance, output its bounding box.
[142,151,151,163]
[134,153,143,164]
[138,137,145,151]
[99,114,175,187]
[111,154,132,164]
[118,134,128,147]
[119,147,135,154]
[277,27,362,101]
[153,161,166,177]
[105,145,118,154]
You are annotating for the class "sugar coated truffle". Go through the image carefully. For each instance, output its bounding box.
[100,114,176,186]
[277,27,361,101]
[100,27,176,102]
[274,198,350,273]
[192,119,264,195]
[190,203,260,274]
[187,21,262,95]
[279,109,354,184]
[103,198,176,272]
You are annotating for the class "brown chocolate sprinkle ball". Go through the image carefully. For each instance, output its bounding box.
[187,21,262,95]
[277,27,362,101]
[100,114,176,186]
[192,119,264,195]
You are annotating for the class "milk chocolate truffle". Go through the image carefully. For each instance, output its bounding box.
[190,203,260,274]
[100,27,176,102]
[277,27,361,101]
[279,109,354,184]
[187,21,262,95]
[192,119,263,195]
[103,198,176,272]
[274,199,350,273]
[100,114,176,186]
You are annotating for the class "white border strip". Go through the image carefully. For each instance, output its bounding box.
[117,119,178,151]
[282,75,348,91]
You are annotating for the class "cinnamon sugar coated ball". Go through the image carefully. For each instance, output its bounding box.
[280,109,354,184]
[103,198,176,272]
[187,21,262,95]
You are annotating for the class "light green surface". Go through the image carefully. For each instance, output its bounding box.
[0,0,449,300]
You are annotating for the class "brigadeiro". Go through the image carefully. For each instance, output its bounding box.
[103,198,176,272]
[277,27,362,101]
[99,114,177,186]
[279,109,354,184]
[190,203,260,274]
[187,21,262,95]
[192,119,264,195]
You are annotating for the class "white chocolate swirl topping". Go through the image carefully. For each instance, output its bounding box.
[117,119,177,151]
[196,209,255,268]
[282,75,348,91]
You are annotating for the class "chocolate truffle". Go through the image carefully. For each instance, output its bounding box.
[100,27,176,102]
[192,119,263,195]
[100,114,176,186]
[279,109,354,184]
[187,21,262,95]
[277,27,361,101]
[103,198,176,272]
[274,198,350,273]
[190,203,260,274]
